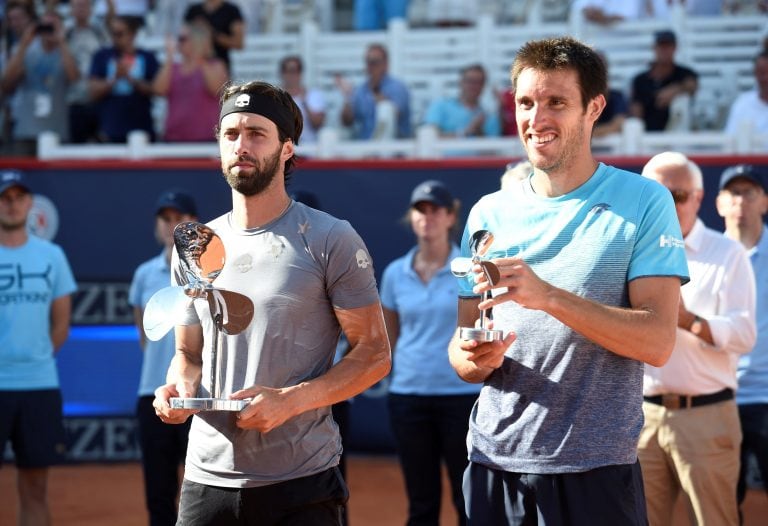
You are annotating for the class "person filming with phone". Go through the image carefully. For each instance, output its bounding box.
[0,9,79,156]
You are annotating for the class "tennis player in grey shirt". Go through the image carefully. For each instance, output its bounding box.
[153,80,391,526]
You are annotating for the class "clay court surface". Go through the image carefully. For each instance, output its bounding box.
[1,455,766,525]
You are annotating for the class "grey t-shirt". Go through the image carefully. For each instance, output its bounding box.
[173,201,379,488]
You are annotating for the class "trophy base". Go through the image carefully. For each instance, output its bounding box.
[170,397,249,411]
[460,327,503,342]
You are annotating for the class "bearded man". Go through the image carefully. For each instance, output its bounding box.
[153,80,391,526]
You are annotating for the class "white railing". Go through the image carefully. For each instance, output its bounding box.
[36,119,766,161]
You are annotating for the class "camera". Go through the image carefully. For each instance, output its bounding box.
[35,22,55,35]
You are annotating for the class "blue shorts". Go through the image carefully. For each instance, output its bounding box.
[464,461,648,526]
[0,389,66,468]
[176,466,348,525]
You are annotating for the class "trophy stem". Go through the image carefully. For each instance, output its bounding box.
[479,290,490,329]
[210,313,222,399]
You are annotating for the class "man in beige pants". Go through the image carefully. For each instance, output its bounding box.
[639,152,757,525]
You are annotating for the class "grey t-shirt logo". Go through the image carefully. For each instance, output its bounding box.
[356,249,371,269]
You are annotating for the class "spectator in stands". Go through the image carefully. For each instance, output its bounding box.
[2,0,36,57]
[1,1,36,151]
[183,0,245,75]
[725,50,768,142]
[89,15,159,142]
[66,0,108,143]
[94,0,149,30]
[594,51,628,138]
[715,164,768,520]
[153,22,227,142]
[424,63,500,138]
[338,43,412,139]
[129,188,198,526]
[353,0,409,30]
[0,9,79,155]
[0,169,77,526]
[639,152,756,526]
[381,179,479,526]
[279,55,326,145]
[630,30,698,132]
[496,86,517,137]
[571,0,649,24]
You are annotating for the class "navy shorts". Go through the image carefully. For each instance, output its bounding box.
[0,389,66,468]
[176,466,348,526]
[464,460,648,526]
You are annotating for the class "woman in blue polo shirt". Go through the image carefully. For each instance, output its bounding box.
[381,180,480,526]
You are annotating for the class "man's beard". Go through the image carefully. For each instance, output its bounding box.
[222,145,282,197]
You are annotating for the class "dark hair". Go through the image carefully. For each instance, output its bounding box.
[111,15,141,35]
[5,0,36,17]
[366,43,388,61]
[755,50,768,64]
[279,55,303,73]
[461,63,486,83]
[511,37,606,111]
[215,80,303,177]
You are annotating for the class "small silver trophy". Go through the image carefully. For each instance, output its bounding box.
[450,229,504,342]
[143,222,254,411]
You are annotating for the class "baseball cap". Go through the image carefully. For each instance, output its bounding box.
[719,164,766,192]
[410,180,454,208]
[655,30,677,45]
[155,189,197,216]
[0,169,31,195]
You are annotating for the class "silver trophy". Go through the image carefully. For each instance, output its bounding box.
[143,222,254,411]
[451,229,504,342]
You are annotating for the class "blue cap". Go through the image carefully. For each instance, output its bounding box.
[0,169,31,195]
[719,164,766,192]
[410,180,453,208]
[155,189,197,216]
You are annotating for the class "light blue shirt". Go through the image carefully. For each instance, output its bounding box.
[459,163,689,473]
[0,236,77,389]
[350,74,412,139]
[737,225,768,404]
[424,97,501,137]
[128,251,176,396]
[381,245,481,395]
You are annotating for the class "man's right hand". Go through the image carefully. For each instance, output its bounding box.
[153,383,197,424]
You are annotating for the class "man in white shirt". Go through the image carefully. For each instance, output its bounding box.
[725,50,768,144]
[639,151,757,526]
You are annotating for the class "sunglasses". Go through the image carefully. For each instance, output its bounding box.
[177,35,189,42]
[669,189,692,204]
